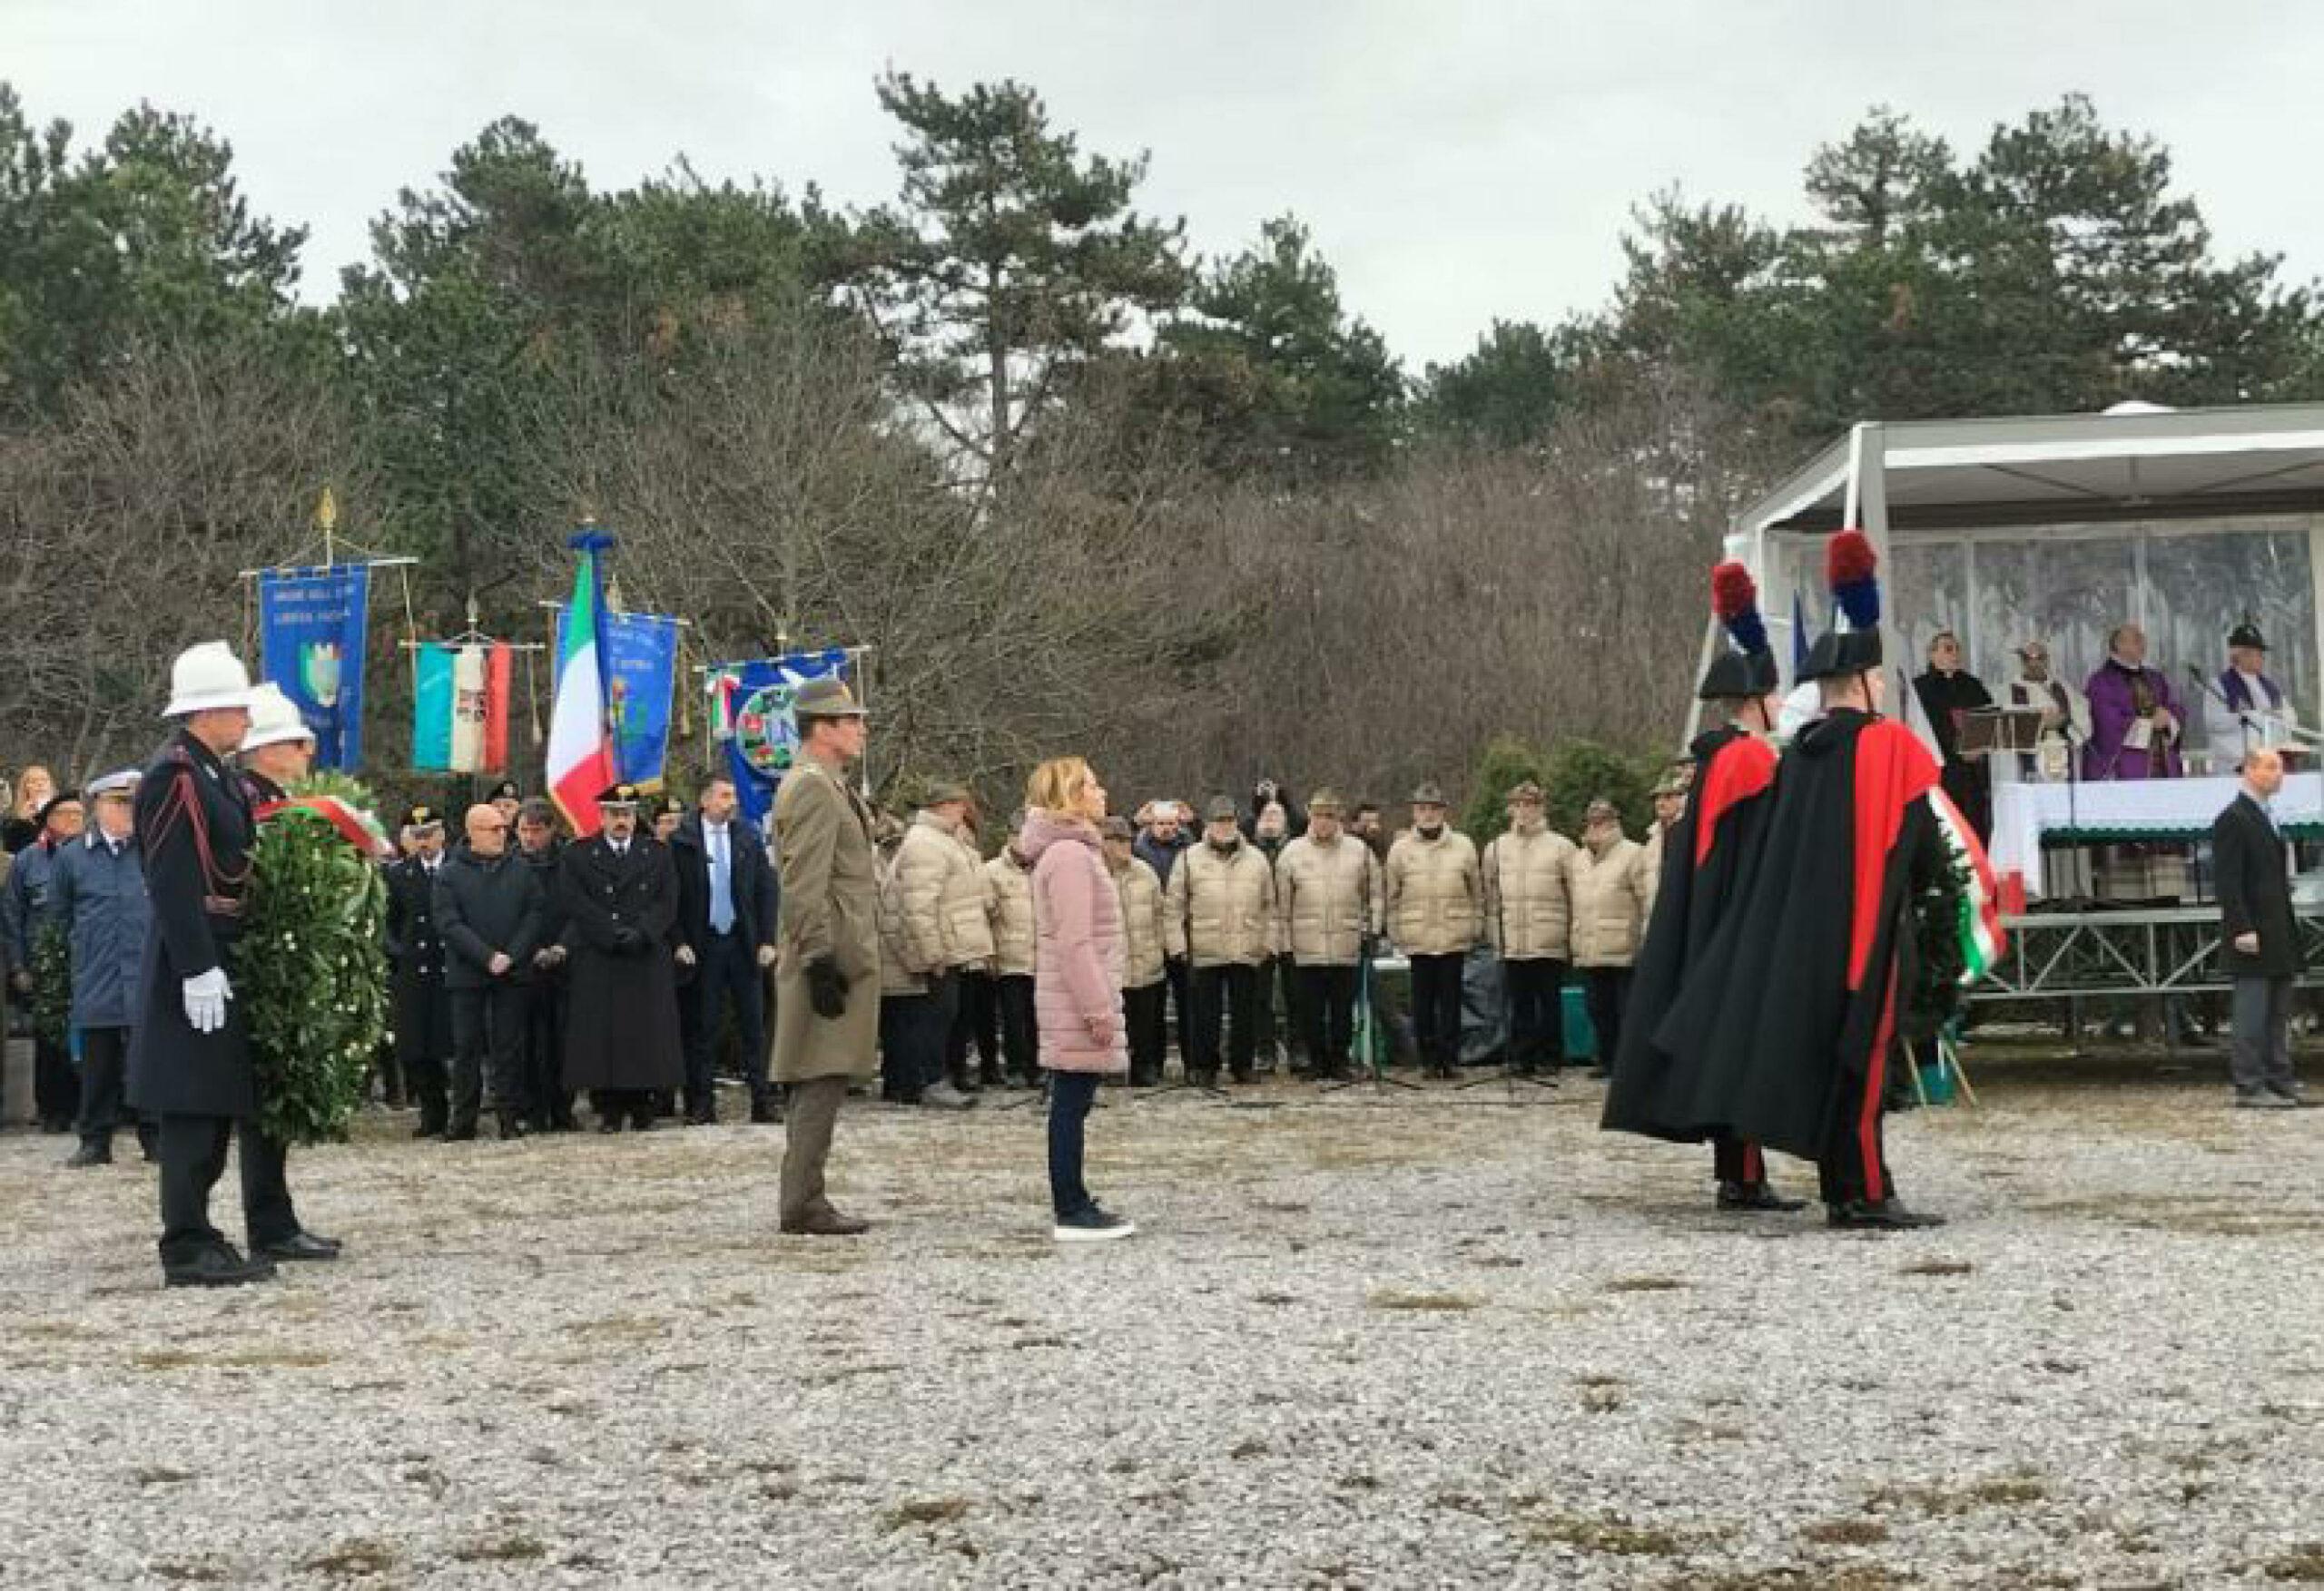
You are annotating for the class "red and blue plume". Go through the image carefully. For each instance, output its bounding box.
[1710,561,1768,656]
[1827,528,1880,631]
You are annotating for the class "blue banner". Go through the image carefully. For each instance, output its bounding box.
[709,649,850,829]
[556,607,679,788]
[257,565,370,771]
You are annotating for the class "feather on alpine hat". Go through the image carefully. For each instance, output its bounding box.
[1800,528,1884,683]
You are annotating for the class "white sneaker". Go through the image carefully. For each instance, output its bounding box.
[1052,1207,1137,1242]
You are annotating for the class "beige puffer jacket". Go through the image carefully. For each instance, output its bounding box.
[1274,832,1383,967]
[883,811,996,983]
[1110,855,1168,988]
[984,848,1038,977]
[876,848,921,997]
[1165,836,1277,967]
[1385,827,1482,956]
[1483,823,1577,962]
[1567,834,1653,968]
[1639,824,1670,928]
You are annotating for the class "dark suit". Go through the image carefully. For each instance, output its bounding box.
[2211,790,2301,1096]
[125,731,300,1270]
[384,852,455,1132]
[667,814,780,1118]
[556,834,684,1124]
[434,843,547,1133]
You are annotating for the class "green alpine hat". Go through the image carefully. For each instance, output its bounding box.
[791,677,866,723]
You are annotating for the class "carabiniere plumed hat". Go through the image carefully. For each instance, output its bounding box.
[1698,561,1781,701]
[1799,529,1885,683]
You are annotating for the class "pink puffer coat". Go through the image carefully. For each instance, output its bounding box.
[1022,810,1128,1075]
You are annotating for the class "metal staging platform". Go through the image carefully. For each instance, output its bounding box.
[1973,905,2324,1002]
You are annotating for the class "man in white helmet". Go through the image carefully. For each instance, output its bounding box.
[125,643,279,1286]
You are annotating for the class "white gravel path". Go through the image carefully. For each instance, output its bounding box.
[0,1074,2317,1590]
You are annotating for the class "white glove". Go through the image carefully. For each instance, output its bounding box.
[183,967,231,1035]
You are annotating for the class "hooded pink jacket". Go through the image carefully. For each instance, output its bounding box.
[1022,809,1128,1075]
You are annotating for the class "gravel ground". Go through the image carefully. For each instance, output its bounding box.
[0,1067,2318,1590]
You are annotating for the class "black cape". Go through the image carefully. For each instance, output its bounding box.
[1644,710,1945,1162]
[1600,724,1776,1142]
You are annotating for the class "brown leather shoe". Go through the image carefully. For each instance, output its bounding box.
[780,1208,871,1236]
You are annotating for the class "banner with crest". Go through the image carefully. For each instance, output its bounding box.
[707,648,851,828]
[256,565,371,771]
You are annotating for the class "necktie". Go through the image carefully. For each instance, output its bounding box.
[709,824,735,935]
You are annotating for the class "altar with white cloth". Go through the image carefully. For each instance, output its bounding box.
[1989,771,2324,899]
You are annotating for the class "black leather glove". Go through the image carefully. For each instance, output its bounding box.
[806,956,849,1020]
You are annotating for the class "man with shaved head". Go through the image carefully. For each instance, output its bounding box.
[434,802,547,1139]
[2211,748,2308,1109]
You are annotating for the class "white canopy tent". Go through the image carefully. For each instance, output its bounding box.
[1724,401,2324,761]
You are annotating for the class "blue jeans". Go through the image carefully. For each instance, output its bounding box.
[1047,1070,1100,1217]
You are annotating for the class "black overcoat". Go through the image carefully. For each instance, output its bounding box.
[2212,792,2300,980]
[556,834,683,1091]
[125,729,258,1118]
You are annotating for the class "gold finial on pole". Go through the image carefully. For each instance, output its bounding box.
[315,486,339,566]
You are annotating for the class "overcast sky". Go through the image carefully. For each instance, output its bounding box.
[16,1,2324,370]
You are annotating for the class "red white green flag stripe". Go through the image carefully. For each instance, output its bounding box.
[1929,789,2006,982]
[546,534,617,837]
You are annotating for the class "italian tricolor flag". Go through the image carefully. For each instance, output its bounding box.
[1929,789,2006,982]
[547,535,618,837]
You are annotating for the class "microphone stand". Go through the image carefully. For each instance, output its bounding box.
[2185,663,2324,764]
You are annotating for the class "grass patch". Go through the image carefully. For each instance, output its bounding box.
[1523,1510,1681,1557]
[1253,1291,1299,1306]
[1229,1438,1269,1459]
[1968,1477,2047,1506]
[134,1465,195,1486]
[566,1314,668,1343]
[303,1538,397,1576]
[1898,1257,1974,1277]
[1867,1472,2047,1516]
[452,1534,547,1563]
[1602,1275,1687,1293]
[1367,1289,1481,1312]
[1694,1571,1908,1591]
[1579,1387,1625,1414]
[883,1496,970,1531]
[131,1347,333,1371]
[2258,1543,2324,1581]
[149,1562,229,1584]
[1803,1518,1890,1546]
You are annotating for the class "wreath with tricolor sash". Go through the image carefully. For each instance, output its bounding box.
[232,772,393,1145]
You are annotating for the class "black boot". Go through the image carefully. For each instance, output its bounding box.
[1718,1180,1806,1213]
[1827,1198,1945,1231]
[64,1141,113,1168]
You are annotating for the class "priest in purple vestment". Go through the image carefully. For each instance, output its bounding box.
[2083,624,2184,781]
